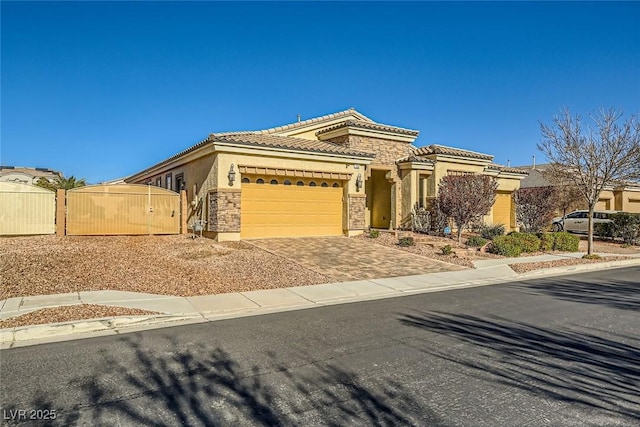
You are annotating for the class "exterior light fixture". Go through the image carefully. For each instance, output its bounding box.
[355,173,363,192]
[228,164,236,186]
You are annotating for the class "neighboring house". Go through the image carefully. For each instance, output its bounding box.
[127,108,527,241]
[516,164,640,213]
[0,166,62,186]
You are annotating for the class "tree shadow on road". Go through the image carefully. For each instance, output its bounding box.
[399,311,640,423]
[4,334,435,426]
[516,273,640,312]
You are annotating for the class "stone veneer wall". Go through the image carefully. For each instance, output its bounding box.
[208,190,241,232]
[326,135,414,166]
[348,195,366,230]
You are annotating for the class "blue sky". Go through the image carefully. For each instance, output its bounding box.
[2,1,639,184]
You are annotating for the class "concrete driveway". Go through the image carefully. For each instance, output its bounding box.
[249,236,465,281]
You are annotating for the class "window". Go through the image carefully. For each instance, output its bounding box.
[156,177,162,187]
[241,177,250,184]
[175,173,184,192]
[296,181,304,186]
[309,181,316,187]
[270,179,278,185]
[321,182,328,187]
[165,173,172,191]
[332,183,340,188]
[284,180,292,186]
[256,178,265,184]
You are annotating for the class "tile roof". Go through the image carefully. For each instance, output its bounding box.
[414,144,494,161]
[486,164,529,175]
[249,108,375,135]
[316,119,420,137]
[396,155,435,165]
[211,133,375,158]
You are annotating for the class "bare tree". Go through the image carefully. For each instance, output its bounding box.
[437,174,498,243]
[538,108,640,254]
[514,186,559,232]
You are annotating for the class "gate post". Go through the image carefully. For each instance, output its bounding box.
[180,190,188,234]
[56,189,66,236]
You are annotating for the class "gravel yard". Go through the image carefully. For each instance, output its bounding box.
[354,232,501,268]
[1,233,637,329]
[0,304,159,329]
[1,235,333,300]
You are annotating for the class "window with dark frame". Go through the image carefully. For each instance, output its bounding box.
[166,173,172,191]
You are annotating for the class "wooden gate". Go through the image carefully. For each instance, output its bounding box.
[0,182,56,235]
[66,184,180,235]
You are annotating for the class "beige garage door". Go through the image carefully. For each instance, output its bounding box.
[241,177,343,239]
[493,192,514,229]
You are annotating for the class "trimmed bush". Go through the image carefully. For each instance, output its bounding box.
[466,235,488,247]
[611,212,640,245]
[508,232,541,253]
[369,229,380,238]
[441,244,453,255]
[582,254,601,260]
[553,232,579,252]
[398,236,415,247]
[594,222,616,240]
[538,233,555,252]
[479,224,505,240]
[488,235,522,257]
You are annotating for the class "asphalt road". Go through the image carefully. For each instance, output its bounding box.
[1,267,639,426]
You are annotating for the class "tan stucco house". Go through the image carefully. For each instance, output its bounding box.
[517,164,640,213]
[0,166,62,186]
[127,108,527,241]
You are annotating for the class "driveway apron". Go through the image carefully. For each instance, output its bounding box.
[249,237,465,281]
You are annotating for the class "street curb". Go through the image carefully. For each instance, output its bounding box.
[1,259,638,348]
[516,257,640,279]
[1,314,201,348]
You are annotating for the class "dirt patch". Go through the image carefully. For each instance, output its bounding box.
[0,235,333,300]
[0,304,159,329]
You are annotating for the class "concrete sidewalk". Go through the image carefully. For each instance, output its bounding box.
[2,252,639,348]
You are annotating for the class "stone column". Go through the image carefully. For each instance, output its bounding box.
[208,189,241,233]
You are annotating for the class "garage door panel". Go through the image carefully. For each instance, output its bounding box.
[241,182,343,238]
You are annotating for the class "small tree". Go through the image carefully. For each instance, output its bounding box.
[437,174,498,243]
[538,108,640,254]
[514,186,559,232]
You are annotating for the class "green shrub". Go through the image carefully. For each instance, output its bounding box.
[466,235,488,247]
[369,229,380,238]
[538,233,555,252]
[553,232,580,252]
[594,222,616,240]
[582,254,601,260]
[508,232,541,253]
[441,244,453,255]
[488,235,522,257]
[611,212,640,245]
[479,224,505,240]
[398,236,415,247]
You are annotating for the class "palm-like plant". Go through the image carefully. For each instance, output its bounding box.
[35,175,86,190]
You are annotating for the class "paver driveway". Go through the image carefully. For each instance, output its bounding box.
[249,237,466,281]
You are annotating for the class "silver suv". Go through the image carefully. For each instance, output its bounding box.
[552,210,620,233]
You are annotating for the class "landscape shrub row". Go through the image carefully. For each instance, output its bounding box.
[487,231,579,257]
[594,213,640,245]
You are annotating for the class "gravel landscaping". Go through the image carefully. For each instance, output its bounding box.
[0,304,159,329]
[354,232,501,268]
[1,233,636,329]
[0,235,333,300]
